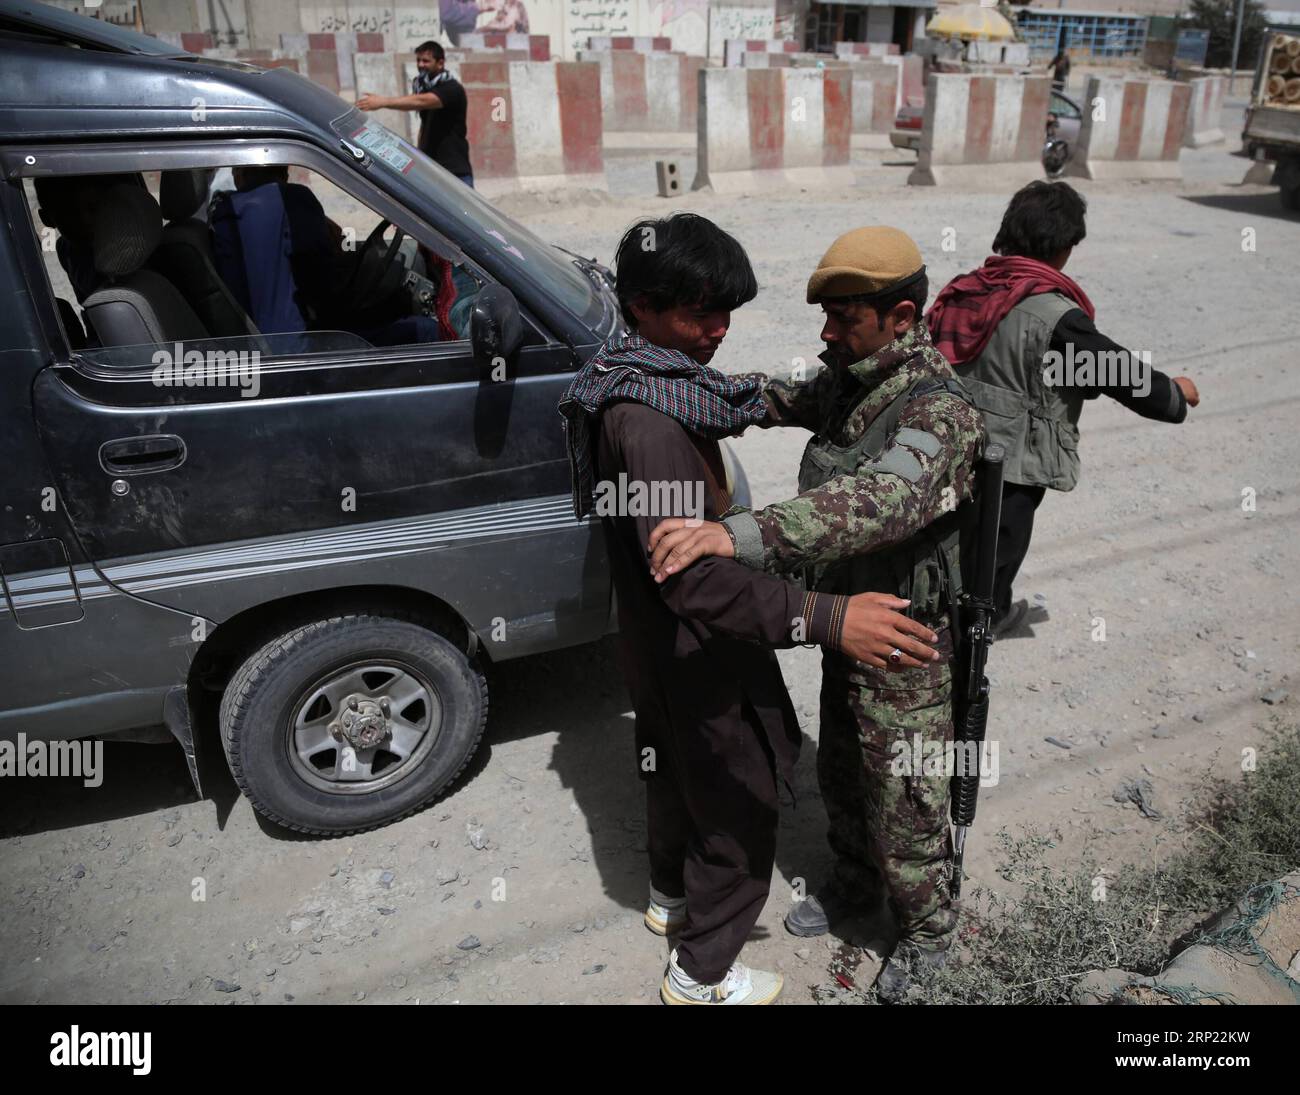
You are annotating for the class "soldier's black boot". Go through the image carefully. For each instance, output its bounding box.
[875,940,949,1003]
[784,888,878,937]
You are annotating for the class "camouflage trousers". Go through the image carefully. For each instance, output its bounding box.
[816,650,959,950]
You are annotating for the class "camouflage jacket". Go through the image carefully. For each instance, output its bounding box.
[723,323,986,577]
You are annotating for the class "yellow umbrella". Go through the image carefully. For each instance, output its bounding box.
[926,4,1016,42]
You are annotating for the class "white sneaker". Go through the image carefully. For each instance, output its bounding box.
[644,886,688,936]
[660,949,783,1005]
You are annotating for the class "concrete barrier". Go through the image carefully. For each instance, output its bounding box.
[881,53,925,111]
[588,36,672,51]
[578,50,703,131]
[693,67,852,193]
[283,32,384,91]
[461,60,605,194]
[723,39,802,68]
[1066,77,1191,181]
[908,74,1051,187]
[1184,75,1226,147]
[459,33,550,61]
[967,41,1030,66]
[353,53,410,136]
[850,63,900,135]
[834,41,900,60]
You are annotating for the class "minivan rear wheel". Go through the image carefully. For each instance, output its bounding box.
[219,614,487,835]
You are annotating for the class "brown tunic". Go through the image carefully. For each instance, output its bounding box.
[594,401,847,984]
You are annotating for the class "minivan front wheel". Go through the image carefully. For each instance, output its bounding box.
[219,615,487,835]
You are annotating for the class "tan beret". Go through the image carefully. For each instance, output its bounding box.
[806,226,925,304]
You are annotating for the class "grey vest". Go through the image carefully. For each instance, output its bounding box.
[958,291,1083,491]
[796,377,974,625]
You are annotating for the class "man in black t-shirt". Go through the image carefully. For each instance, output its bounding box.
[357,40,474,187]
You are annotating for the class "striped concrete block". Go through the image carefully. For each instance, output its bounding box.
[459,33,550,61]
[723,39,801,68]
[283,32,383,91]
[877,53,924,113]
[834,41,900,60]
[739,51,840,69]
[849,63,900,135]
[1066,78,1191,181]
[1184,75,1226,148]
[587,36,672,51]
[578,50,703,132]
[353,52,408,135]
[908,74,1051,187]
[693,67,853,193]
[461,60,605,194]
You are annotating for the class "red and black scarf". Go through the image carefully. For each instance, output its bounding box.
[926,255,1096,368]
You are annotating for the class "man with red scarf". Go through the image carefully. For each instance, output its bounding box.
[926,181,1201,636]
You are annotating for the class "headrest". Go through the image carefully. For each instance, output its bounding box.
[159,168,215,222]
[91,184,164,278]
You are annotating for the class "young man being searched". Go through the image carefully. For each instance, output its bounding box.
[646,227,987,1001]
[559,214,942,1005]
[357,41,474,187]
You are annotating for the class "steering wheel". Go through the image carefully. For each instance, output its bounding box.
[341,218,407,317]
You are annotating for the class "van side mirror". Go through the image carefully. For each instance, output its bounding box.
[469,284,524,373]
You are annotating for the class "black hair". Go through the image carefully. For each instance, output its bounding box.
[415,41,445,61]
[992,180,1087,262]
[613,213,758,329]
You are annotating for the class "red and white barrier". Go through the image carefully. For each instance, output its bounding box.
[461,60,605,193]
[282,32,384,91]
[1066,77,1191,181]
[587,36,672,51]
[850,63,900,135]
[883,53,924,111]
[693,67,852,193]
[458,33,550,61]
[1184,75,1226,147]
[834,41,899,60]
[723,38,801,68]
[578,50,703,132]
[908,74,1051,187]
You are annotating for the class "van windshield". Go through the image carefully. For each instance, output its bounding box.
[332,112,604,332]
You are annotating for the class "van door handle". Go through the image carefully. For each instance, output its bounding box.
[99,434,188,475]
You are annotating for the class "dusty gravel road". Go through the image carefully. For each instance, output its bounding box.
[2,107,1297,1005]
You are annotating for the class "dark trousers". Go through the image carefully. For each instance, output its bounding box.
[994,483,1047,619]
[641,701,779,985]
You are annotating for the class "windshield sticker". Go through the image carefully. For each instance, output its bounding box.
[486,229,526,261]
[350,121,414,175]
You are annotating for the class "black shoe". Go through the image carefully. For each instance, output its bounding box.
[992,599,1031,640]
[875,940,949,1003]
[784,890,877,938]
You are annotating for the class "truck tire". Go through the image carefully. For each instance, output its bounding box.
[219,614,487,835]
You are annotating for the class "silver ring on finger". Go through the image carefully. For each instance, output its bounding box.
[888,647,903,665]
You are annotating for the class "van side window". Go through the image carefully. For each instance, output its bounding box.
[24,163,486,362]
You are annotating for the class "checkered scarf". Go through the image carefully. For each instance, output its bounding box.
[412,69,451,95]
[558,333,768,519]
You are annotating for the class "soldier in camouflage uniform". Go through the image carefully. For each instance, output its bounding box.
[647,227,986,1000]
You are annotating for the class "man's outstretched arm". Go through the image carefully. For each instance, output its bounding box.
[357,91,443,112]
[1050,309,1200,420]
[612,406,941,668]
[649,398,983,578]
